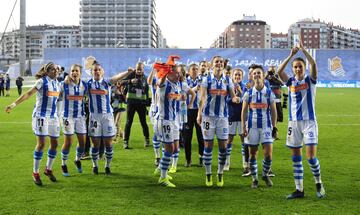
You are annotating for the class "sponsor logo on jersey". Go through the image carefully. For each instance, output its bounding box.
[67,95,84,100]
[167,93,181,100]
[250,103,268,109]
[47,91,60,97]
[290,83,309,92]
[208,89,228,96]
[90,89,108,95]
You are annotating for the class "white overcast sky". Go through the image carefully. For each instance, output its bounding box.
[0,0,359,48]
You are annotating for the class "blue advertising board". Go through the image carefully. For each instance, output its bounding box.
[44,48,360,88]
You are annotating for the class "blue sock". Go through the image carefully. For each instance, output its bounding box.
[61,149,69,165]
[75,147,84,161]
[292,155,304,191]
[105,146,113,168]
[308,157,322,184]
[46,149,57,170]
[33,150,43,173]
[250,157,258,180]
[160,150,172,178]
[203,147,213,175]
[218,147,226,174]
[91,147,99,167]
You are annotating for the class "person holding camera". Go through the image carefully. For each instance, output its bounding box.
[121,62,150,149]
[266,66,284,140]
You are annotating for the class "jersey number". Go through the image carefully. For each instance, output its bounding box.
[37,118,44,127]
[203,121,210,130]
[162,125,171,133]
[288,127,292,135]
[90,121,98,128]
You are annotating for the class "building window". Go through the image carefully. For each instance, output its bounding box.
[246,28,249,31]
[231,27,235,32]
[239,28,243,31]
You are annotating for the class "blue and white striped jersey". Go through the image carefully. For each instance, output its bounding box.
[32,76,61,118]
[87,79,113,114]
[243,86,275,129]
[156,79,180,121]
[286,75,317,121]
[186,76,200,109]
[201,73,234,118]
[60,80,87,118]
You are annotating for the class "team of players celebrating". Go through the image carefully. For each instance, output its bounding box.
[5,42,325,199]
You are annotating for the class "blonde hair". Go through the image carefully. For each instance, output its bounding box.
[71,64,83,72]
[35,62,55,80]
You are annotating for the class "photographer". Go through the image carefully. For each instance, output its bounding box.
[121,62,150,149]
[266,66,284,140]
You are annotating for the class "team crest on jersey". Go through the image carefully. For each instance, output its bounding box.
[265,132,271,137]
[328,56,346,77]
[308,131,314,138]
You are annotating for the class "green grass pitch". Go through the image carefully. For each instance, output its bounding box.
[0,88,360,214]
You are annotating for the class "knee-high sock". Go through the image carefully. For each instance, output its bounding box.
[33,150,43,173]
[203,147,213,175]
[160,151,172,179]
[75,147,84,161]
[91,147,99,168]
[250,157,258,180]
[172,147,179,168]
[153,135,161,158]
[308,157,322,184]
[218,147,226,174]
[225,143,232,164]
[61,149,69,166]
[46,149,57,170]
[105,146,114,168]
[262,158,272,177]
[292,155,304,191]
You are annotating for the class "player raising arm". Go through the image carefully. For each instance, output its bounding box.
[5,62,61,186]
[277,38,325,199]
